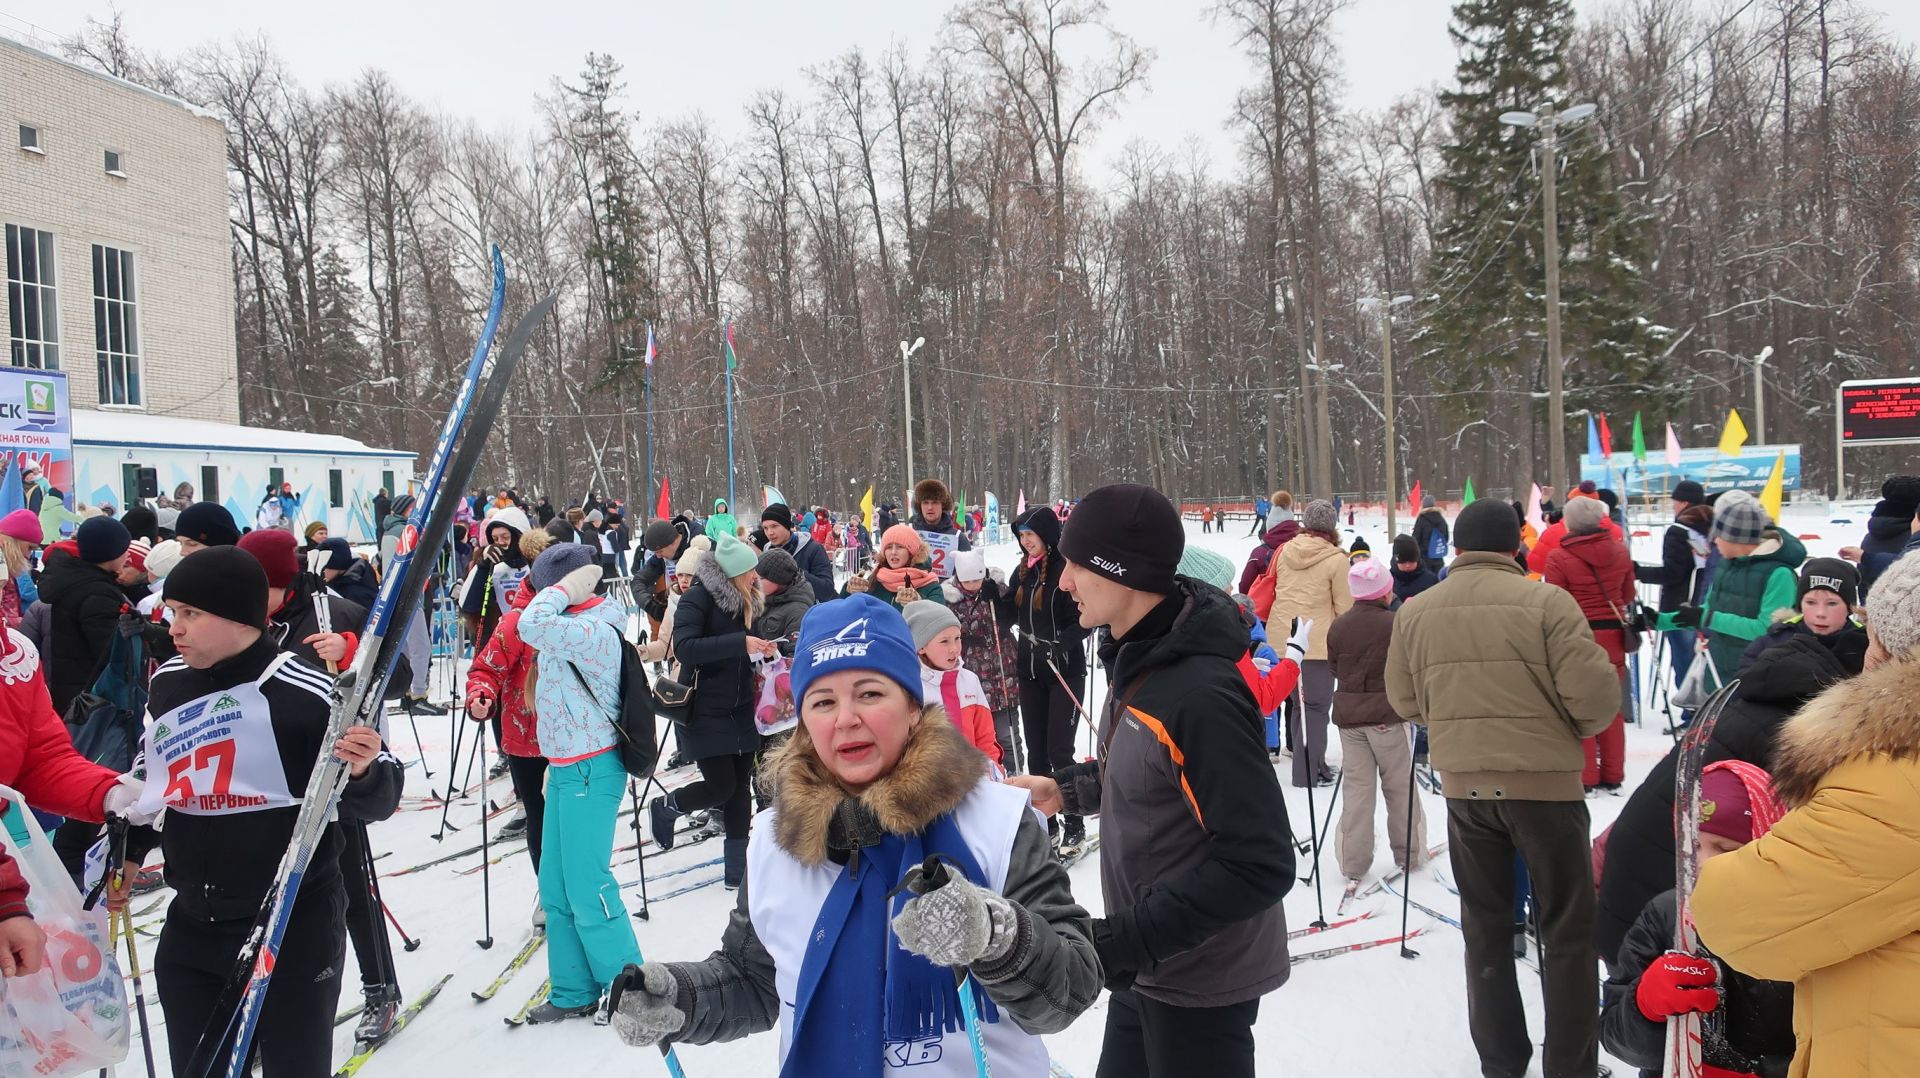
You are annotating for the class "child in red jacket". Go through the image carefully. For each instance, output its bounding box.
[902,601,1003,770]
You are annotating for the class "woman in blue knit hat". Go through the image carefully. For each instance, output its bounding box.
[607,593,1101,1074]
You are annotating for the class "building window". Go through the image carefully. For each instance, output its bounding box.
[5,225,59,370]
[104,149,126,177]
[329,469,344,508]
[201,465,220,505]
[17,125,41,153]
[91,244,141,406]
[120,463,142,511]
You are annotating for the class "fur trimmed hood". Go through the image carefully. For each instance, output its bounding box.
[692,543,764,620]
[765,708,986,866]
[1769,654,1920,807]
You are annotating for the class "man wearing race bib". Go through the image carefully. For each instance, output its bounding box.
[109,547,404,1078]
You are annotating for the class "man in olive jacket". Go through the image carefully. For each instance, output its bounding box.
[1385,498,1620,1078]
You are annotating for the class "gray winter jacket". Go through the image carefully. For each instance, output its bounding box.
[653,712,1101,1049]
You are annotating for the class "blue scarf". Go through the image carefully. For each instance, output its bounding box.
[782,812,999,1077]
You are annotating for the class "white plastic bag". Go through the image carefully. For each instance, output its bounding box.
[0,784,129,1078]
[752,656,796,736]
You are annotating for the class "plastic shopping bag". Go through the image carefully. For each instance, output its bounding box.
[752,656,796,737]
[0,784,129,1078]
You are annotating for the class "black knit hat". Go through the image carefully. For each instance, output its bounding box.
[1391,534,1420,564]
[642,520,680,553]
[1673,479,1706,505]
[1799,557,1860,609]
[76,517,132,565]
[761,502,794,530]
[1057,483,1184,595]
[757,547,801,588]
[1453,499,1521,554]
[164,546,269,630]
[1875,475,1920,521]
[175,502,241,547]
[120,506,158,544]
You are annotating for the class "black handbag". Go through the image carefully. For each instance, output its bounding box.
[651,665,698,727]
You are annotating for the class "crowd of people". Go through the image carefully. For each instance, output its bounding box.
[4,464,1920,1078]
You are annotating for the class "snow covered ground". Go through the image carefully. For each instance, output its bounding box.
[118,500,1865,1076]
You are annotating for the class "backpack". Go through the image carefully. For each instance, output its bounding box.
[64,626,147,773]
[1250,555,1280,622]
[1425,526,1448,562]
[567,628,663,781]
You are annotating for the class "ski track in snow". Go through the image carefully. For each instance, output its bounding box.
[126,505,1857,1076]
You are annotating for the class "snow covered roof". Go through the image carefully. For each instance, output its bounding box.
[73,409,412,460]
[0,35,225,124]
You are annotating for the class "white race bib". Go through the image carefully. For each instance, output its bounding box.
[916,530,960,579]
[133,675,298,817]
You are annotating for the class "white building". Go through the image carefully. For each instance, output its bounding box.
[73,409,413,543]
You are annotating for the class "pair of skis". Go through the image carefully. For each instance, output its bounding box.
[183,248,558,1077]
[1664,682,1739,1078]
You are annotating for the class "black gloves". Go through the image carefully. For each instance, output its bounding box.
[1671,603,1704,630]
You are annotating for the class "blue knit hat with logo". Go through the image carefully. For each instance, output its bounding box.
[790,593,924,707]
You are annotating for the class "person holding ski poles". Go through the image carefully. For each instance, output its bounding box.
[107,547,404,1078]
[605,593,1101,1070]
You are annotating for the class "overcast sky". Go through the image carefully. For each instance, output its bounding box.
[7,0,1917,187]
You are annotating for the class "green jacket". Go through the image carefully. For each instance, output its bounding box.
[1661,531,1806,690]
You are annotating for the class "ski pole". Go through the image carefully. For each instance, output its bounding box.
[459,711,485,792]
[404,708,433,777]
[1399,736,1421,961]
[119,905,159,1078]
[629,724,678,920]
[434,701,470,839]
[1297,686,1327,930]
[476,734,494,950]
[1302,774,1341,886]
[1042,655,1100,739]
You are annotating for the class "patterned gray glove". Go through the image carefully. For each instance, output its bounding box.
[609,963,685,1048]
[890,865,1018,968]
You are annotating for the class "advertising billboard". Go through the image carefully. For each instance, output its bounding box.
[1580,443,1801,499]
[0,369,76,537]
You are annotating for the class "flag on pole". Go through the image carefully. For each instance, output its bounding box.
[1717,408,1749,455]
[1526,483,1546,534]
[1631,413,1647,463]
[655,474,671,521]
[955,490,967,525]
[724,321,739,369]
[859,484,874,533]
[762,484,786,511]
[984,490,1000,532]
[1586,415,1602,462]
[1598,412,1614,457]
[1408,480,1422,518]
[1463,477,1476,506]
[645,321,656,367]
[1664,423,1683,467]
[1017,490,1027,516]
[1759,451,1787,521]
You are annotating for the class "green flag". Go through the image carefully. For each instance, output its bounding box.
[955,490,967,523]
[1631,412,1648,463]
[1462,476,1476,506]
[724,320,739,369]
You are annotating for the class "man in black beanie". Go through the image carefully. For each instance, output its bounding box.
[1385,497,1620,1078]
[174,501,242,552]
[108,544,402,1077]
[631,517,695,639]
[1010,482,1296,1078]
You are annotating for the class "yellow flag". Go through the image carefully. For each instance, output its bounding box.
[1717,408,1749,455]
[1759,451,1786,522]
[858,484,874,532]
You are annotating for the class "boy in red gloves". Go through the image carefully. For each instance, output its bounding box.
[1600,760,1794,1077]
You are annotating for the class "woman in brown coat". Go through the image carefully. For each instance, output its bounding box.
[1266,499,1353,787]
[1327,558,1427,886]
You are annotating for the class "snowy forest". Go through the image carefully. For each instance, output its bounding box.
[54,0,1920,509]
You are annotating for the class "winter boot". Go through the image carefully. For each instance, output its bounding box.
[531,894,546,933]
[649,794,680,851]
[523,999,599,1025]
[353,984,402,1045]
[1058,815,1086,860]
[686,811,726,844]
[488,755,511,781]
[498,809,528,839]
[401,694,446,716]
[723,836,749,892]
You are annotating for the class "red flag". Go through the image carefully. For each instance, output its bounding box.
[1408,480,1422,518]
[654,475,671,521]
[1597,412,1614,456]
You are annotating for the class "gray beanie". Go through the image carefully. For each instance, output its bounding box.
[1301,499,1338,536]
[531,542,601,592]
[1563,496,1607,536]
[1710,496,1770,547]
[901,600,962,653]
[1867,552,1920,657]
[757,547,801,588]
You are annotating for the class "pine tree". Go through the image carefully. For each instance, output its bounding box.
[558,54,656,383]
[1418,0,1669,453]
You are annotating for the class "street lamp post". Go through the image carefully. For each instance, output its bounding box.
[1502,101,1596,493]
[1360,294,1414,538]
[899,337,925,493]
[1751,345,1773,443]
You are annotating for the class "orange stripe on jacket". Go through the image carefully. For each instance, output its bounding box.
[1127,706,1204,828]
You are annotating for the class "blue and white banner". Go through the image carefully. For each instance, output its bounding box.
[1581,444,1801,498]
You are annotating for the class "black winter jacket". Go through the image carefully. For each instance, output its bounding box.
[126,637,403,924]
[1592,631,1864,959]
[39,548,129,713]
[330,558,380,612]
[777,531,837,604]
[907,510,973,552]
[1859,504,1917,599]
[756,581,816,656]
[1057,580,1295,1006]
[1634,506,1711,611]
[265,580,410,695]
[998,551,1087,681]
[1600,889,1794,1078]
[668,556,762,759]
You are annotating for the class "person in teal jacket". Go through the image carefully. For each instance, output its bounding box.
[704,497,740,541]
[1656,493,1805,691]
[516,542,642,1023]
